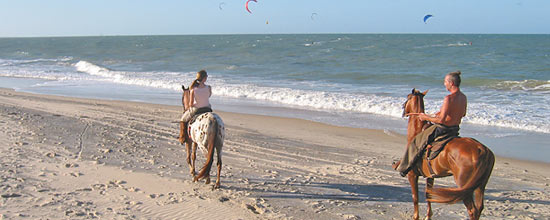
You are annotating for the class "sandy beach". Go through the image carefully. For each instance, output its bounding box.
[1,87,549,219]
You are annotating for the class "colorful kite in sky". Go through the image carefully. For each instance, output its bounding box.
[311,13,318,20]
[423,15,434,24]
[246,0,257,14]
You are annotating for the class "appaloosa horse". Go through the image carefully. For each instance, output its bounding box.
[401,89,495,220]
[179,87,225,189]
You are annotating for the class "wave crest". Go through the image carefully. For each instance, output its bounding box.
[74,60,183,90]
[490,79,550,92]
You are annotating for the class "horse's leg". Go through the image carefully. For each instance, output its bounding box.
[214,145,222,189]
[185,141,194,176]
[454,169,477,219]
[407,172,420,220]
[191,142,197,178]
[463,195,477,220]
[425,178,434,220]
[472,187,485,220]
[203,143,211,185]
[473,171,490,219]
[178,121,185,144]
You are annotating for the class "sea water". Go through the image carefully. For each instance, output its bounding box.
[1,34,549,162]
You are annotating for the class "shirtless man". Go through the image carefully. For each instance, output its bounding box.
[394,71,467,177]
[417,71,467,127]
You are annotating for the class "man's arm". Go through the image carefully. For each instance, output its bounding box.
[419,96,450,124]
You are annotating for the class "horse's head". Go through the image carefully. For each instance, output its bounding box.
[182,85,190,111]
[402,88,428,117]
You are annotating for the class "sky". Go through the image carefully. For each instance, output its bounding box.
[0,0,548,37]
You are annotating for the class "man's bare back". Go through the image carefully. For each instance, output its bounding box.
[440,91,467,126]
[418,72,467,127]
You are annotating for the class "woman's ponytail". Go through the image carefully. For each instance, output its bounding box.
[191,70,208,88]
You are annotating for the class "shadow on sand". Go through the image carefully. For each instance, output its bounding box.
[225,178,415,202]
[223,178,550,206]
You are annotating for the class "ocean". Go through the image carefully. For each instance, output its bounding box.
[1,34,549,162]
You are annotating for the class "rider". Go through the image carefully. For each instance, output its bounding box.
[394,71,467,177]
[179,70,212,143]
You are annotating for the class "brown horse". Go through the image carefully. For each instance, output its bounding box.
[179,86,225,189]
[401,89,495,220]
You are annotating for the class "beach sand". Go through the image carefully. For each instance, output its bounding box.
[1,87,549,219]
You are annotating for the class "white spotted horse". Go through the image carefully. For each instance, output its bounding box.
[179,86,225,189]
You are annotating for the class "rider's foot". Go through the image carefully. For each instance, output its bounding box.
[392,160,401,170]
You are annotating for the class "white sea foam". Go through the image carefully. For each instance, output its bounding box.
[491,79,550,92]
[463,102,550,134]
[214,83,550,134]
[0,57,73,66]
[225,65,238,70]
[214,83,408,118]
[413,42,470,49]
[3,59,548,135]
[74,61,187,91]
[0,70,68,80]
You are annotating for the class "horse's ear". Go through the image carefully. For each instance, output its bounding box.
[422,89,429,96]
[411,88,416,94]
[182,85,189,91]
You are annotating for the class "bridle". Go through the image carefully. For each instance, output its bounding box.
[402,89,425,118]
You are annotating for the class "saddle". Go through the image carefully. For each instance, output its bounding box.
[187,107,213,138]
[426,135,459,160]
[189,107,213,124]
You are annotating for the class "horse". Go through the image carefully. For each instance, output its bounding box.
[400,89,495,220]
[178,86,225,189]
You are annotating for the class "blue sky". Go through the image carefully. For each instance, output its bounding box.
[0,0,548,37]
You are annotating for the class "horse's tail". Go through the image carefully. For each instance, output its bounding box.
[427,139,495,203]
[195,117,218,180]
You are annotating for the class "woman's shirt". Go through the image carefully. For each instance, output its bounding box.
[192,85,211,108]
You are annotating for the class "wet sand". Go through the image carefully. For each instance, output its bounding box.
[1,88,549,219]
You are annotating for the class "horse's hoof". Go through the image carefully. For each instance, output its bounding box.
[205,177,211,184]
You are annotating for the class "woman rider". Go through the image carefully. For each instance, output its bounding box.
[179,70,212,143]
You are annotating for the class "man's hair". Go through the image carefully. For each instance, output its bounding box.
[446,71,461,87]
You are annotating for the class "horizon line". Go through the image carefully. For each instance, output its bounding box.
[2,32,549,39]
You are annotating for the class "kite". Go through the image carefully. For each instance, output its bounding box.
[219,2,225,10]
[311,13,318,20]
[423,14,433,24]
[246,0,257,14]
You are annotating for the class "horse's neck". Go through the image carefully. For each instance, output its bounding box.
[407,116,426,144]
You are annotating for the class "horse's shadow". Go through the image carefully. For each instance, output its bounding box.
[483,189,550,206]
[226,178,414,202]
[225,178,550,206]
